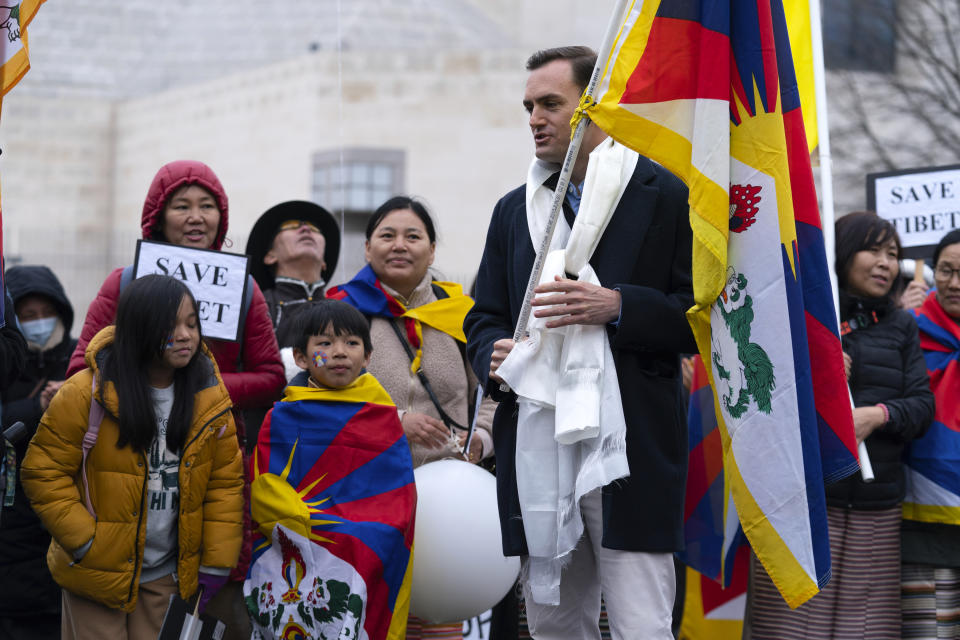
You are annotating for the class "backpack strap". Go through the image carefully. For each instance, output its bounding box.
[81,377,103,518]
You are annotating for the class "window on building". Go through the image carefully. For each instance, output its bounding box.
[823,0,896,72]
[312,148,406,282]
[312,148,405,213]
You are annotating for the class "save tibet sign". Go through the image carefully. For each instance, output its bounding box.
[867,164,960,258]
[133,240,250,342]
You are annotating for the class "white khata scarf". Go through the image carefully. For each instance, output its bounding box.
[497,138,637,605]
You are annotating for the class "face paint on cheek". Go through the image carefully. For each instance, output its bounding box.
[313,351,327,368]
[162,334,174,351]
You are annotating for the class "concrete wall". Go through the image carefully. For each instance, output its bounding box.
[0,92,117,325]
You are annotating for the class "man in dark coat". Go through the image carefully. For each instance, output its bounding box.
[464,46,696,639]
[0,265,75,639]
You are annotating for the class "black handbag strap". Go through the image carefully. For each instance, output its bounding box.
[387,318,467,432]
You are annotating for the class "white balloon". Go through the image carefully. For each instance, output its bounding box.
[410,459,521,623]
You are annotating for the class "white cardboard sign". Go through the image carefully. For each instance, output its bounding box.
[867,165,960,255]
[133,240,250,342]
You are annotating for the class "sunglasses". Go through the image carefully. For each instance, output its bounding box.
[278,219,321,234]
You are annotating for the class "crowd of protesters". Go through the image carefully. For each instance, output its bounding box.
[0,49,957,640]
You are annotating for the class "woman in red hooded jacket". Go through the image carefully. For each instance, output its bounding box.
[68,160,285,601]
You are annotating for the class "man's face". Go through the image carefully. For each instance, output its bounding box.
[264,220,327,274]
[523,59,583,165]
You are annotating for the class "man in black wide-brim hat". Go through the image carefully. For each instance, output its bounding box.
[246,200,340,346]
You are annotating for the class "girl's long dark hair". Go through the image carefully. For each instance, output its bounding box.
[101,275,207,453]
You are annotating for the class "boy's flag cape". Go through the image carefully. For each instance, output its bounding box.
[327,264,474,373]
[0,0,47,326]
[581,0,857,607]
[905,295,960,525]
[245,373,416,640]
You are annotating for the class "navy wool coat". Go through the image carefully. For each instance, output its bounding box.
[465,155,697,556]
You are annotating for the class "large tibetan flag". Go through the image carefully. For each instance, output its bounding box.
[904,294,960,524]
[245,374,416,640]
[582,0,857,607]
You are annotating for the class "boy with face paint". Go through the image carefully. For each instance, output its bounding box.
[286,300,373,390]
[247,300,417,639]
[0,265,76,638]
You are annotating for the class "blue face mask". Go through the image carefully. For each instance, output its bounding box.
[20,317,58,346]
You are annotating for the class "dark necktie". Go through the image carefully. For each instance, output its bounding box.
[542,171,577,230]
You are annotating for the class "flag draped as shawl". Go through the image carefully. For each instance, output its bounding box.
[245,373,416,640]
[905,293,960,525]
[327,265,474,373]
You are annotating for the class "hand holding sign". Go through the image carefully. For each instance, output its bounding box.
[134,240,250,342]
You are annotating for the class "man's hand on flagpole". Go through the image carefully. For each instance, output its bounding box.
[531,276,621,328]
[489,338,516,384]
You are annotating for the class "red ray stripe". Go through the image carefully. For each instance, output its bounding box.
[755,0,779,113]
[685,427,724,520]
[296,403,404,495]
[700,544,749,613]
[621,17,730,105]
[323,483,417,544]
[805,312,857,457]
[321,529,398,640]
[783,108,820,228]
[255,410,274,476]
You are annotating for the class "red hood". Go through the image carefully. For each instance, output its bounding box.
[141,160,229,250]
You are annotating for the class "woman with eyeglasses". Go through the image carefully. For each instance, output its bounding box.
[901,228,960,639]
[747,211,934,639]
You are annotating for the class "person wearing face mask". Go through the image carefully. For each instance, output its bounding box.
[0,264,76,639]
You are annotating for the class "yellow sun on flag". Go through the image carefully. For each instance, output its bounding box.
[251,439,339,551]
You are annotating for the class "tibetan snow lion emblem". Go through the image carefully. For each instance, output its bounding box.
[712,267,776,419]
[0,4,20,42]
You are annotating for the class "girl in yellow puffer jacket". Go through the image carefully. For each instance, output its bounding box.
[22,274,244,640]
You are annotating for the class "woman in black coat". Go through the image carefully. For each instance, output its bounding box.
[748,212,934,640]
[0,265,76,640]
